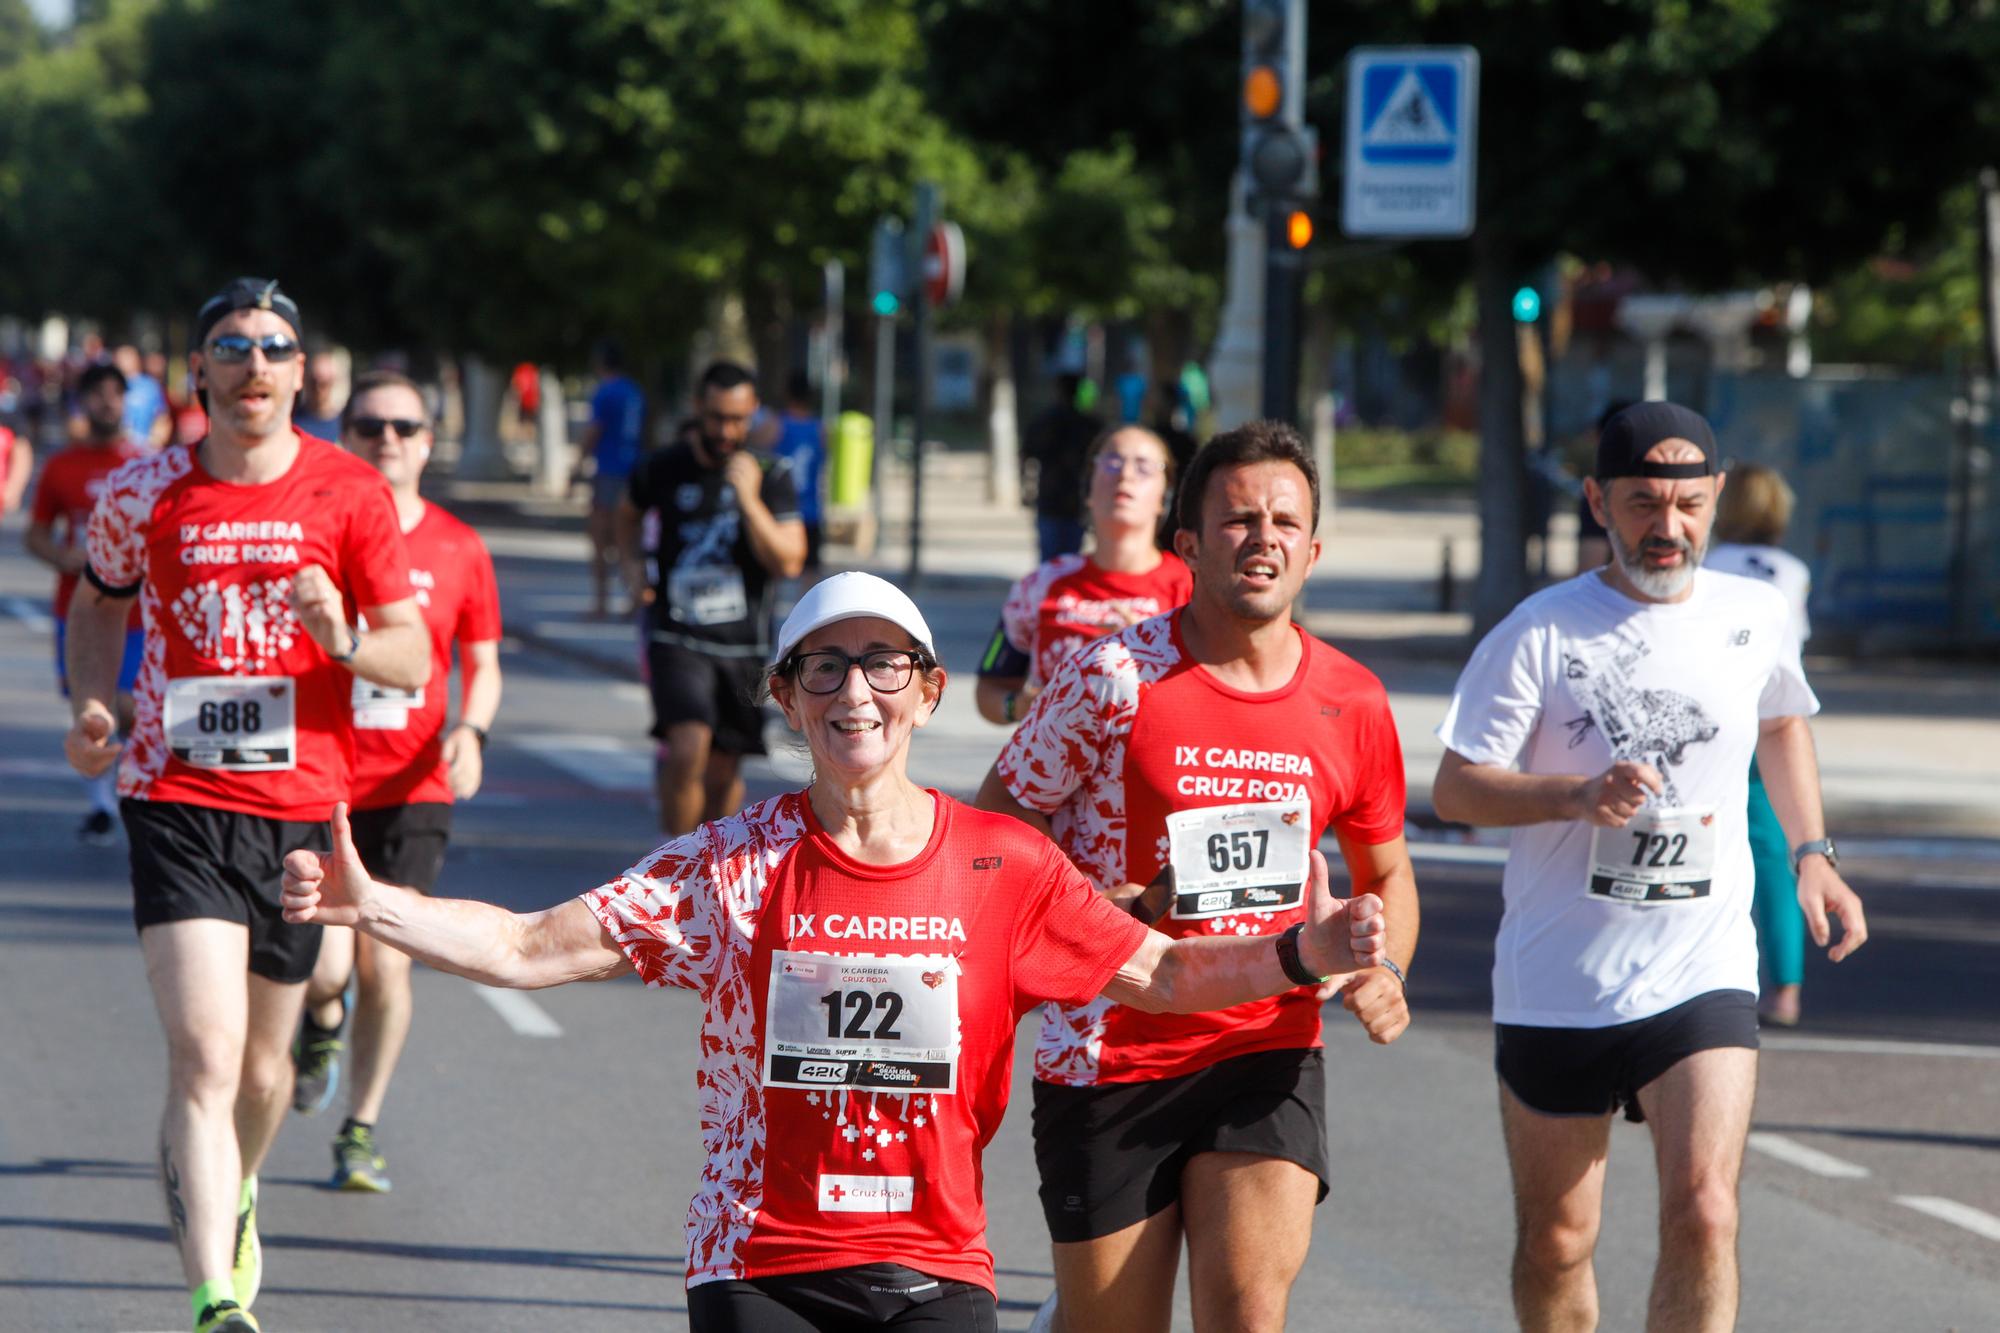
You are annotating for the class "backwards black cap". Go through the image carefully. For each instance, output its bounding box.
[193,277,303,348]
[1595,401,1718,480]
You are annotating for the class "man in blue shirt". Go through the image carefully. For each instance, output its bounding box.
[583,340,646,617]
[771,370,825,575]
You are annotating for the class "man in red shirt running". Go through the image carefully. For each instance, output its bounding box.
[62,278,429,1333]
[25,361,145,842]
[289,369,504,1195]
[976,420,1421,1333]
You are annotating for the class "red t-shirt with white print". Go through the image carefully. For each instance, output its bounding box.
[995,611,1406,1085]
[583,790,1147,1292]
[83,434,412,821]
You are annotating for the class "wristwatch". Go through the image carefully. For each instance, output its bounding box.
[1791,837,1839,873]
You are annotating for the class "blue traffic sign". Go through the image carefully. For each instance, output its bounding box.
[1343,46,1480,238]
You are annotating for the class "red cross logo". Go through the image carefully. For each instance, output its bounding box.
[827,1184,846,1202]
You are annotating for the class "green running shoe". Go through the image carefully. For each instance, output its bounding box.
[331,1119,392,1193]
[230,1174,260,1309]
[291,1008,345,1115]
[194,1299,260,1332]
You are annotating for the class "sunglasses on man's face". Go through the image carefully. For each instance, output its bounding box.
[349,417,429,440]
[204,333,301,364]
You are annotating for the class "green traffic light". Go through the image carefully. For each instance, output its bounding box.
[872,291,900,317]
[1511,286,1542,323]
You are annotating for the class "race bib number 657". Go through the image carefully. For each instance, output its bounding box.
[763,951,959,1093]
[1167,799,1312,919]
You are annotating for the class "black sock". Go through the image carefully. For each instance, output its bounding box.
[340,1116,374,1136]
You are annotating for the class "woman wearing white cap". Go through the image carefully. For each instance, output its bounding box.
[281,572,1386,1332]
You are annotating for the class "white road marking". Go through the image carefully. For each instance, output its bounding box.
[1896,1195,2000,1242]
[1,596,53,633]
[1763,1034,2000,1060]
[1745,1131,1870,1179]
[1402,839,1508,866]
[0,757,78,780]
[509,733,653,792]
[474,984,563,1038]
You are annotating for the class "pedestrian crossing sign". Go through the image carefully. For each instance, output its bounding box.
[1343,46,1479,237]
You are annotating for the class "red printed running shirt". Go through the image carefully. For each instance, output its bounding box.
[30,438,145,625]
[995,611,1407,1086]
[999,553,1192,688]
[583,790,1147,1292]
[351,502,502,809]
[83,434,413,821]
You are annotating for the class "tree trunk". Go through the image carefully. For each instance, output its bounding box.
[534,367,570,497]
[985,311,1019,507]
[454,355,512,481]
[1472,231,1529,636]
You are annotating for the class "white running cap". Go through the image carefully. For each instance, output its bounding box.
[772,571,935,666]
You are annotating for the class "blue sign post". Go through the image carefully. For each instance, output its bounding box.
[1342,46,1479,238]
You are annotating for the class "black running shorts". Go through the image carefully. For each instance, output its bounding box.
[645,638,769,757]
[1495,988,1760,1124]
[1030,1047,1330,1243]
[686,1263,998,1332]
[348,802,452,894]
[123,797,327,984]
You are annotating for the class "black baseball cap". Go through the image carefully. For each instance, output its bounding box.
[1595,401,1718,480]
[193,277,303,348]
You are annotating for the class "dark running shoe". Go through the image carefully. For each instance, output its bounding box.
[291,1006,346,1115]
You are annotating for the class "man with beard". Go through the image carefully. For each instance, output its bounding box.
[63,278,429,1333]
[1431,402,1868,1333]
[26,361,145,842]
[975,421,1418,1333]
[617,360,806,834]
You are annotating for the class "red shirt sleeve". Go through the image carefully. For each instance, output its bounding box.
[456,533,503,643]
[29,455,71,526]
[339,476,414,611]
[1011,841,1148,1012]
[582,826,726,993]
[1332,683,1408,846]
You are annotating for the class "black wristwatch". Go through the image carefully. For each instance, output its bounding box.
[1276,923,1328,987]
[456,721,489,752]
[1791,837,1838,873]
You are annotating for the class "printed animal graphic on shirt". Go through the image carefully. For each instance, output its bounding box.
[675,507,740,570]
[1559,642,1718,805]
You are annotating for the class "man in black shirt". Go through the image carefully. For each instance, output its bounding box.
[617,361,807,833]
[1021,372,1104,561]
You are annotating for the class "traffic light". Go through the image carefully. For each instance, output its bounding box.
[869,216,906,319]
[1284,209,1314,250]
[1511,285,1542,323]
[1241,0,1316,207]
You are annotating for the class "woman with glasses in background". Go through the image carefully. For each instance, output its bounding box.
[281,570,1387,1332]
[976,425,1191,727]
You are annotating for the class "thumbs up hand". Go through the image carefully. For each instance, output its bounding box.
[282,801,374,926]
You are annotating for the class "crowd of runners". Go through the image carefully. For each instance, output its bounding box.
[40,277,1868,1333]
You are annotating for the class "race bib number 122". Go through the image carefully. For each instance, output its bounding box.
[763,951,959,1093]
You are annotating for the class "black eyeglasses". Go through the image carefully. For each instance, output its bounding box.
[787,648,927,695]
[204,333,301,364]
[349,416,428,440]
[1098,453,1164,479]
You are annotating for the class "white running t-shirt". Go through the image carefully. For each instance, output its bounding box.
[1706,542,1811,645]
[1436,569,1816,1027]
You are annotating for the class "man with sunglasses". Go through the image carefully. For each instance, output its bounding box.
[617,359,807,835]
[62,278,428,1333]
[288,369,503,1198]
[976,421,1419,1333]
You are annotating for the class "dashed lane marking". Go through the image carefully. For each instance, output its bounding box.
[2,596,53,633]
[474,984,563,1037]
[1746,1132,1870,1179]
[1896,1195,2000,1242]
[1763,1034,2000,1060]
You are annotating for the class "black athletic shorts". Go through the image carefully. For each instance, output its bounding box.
[802,520,825,573]
[122,797,327,984]
[348,802,452,894]
[1030,1046,1330,1243]
[1495,989,1760,1124]
[645,638,769,756]
[686,1263,998,1332]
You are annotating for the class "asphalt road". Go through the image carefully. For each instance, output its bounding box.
[4,570,1998,1331]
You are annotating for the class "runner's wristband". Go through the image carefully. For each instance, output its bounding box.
[1276,923,1327,986]
[1002,691,1018,723]
[1377,956,1407,991]
[332,624,362,663]
[457,721,488,751]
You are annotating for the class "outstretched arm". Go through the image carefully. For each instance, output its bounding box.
[283,803,630,989]
[1102,849,1384,1014]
